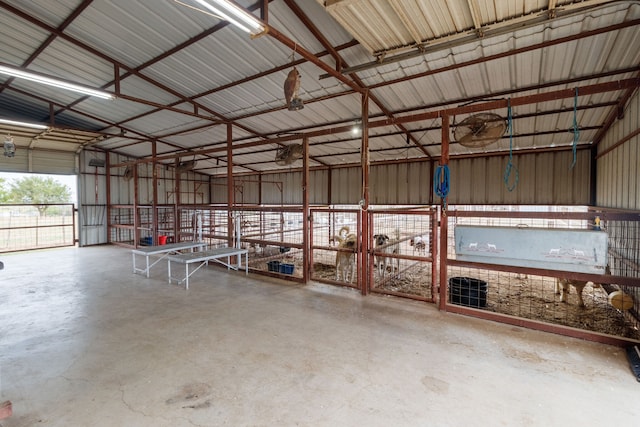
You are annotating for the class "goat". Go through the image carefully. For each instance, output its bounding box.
[409,235,428,254]
[556,278,589,307]
[334,226,357,283]
[556,266,608,307]
[373,229,400,277]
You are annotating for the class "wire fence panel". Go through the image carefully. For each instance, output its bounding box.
[310,208,360,288]
[0,204,75,253]
[235,206,305,280]
[369,208,436,301]
[446,206,640,341]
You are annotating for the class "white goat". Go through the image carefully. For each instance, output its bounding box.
[410,235,428,254]
[556,266,608,307]
[374,229,400,277]
[556,278,589,307]
[334,226,357,283]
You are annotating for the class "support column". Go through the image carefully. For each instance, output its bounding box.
[133,163,139,247]
[438,115,450,310]
[302,137,309,283]
[360,90,370,295]
[174,157,181,241]
[227,123,234,247]
[152,141,158,245]
[106,154,111,244]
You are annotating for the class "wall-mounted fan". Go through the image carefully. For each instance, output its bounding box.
[453,113,507,148]
[275,144,303,166]
[177,159,196,173]
[123,165,133,181]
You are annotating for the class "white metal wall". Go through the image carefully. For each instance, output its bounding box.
[596,89,640,210]
[0,147,77,175]
[78,151,108,246]
[448,150,591,205]
[211,149,592,206]
[77,152,211,245]
[212,170,333,205]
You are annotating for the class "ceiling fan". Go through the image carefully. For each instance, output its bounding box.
[177,159,197,173]
[453,113,507,148]
[123,165,133,181]
[275,144,303,166]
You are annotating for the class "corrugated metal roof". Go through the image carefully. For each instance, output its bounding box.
[0,0,638,176]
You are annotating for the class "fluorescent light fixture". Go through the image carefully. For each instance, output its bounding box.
[0,63,115,100]
[0,118,49,130]
[193,0,265,35]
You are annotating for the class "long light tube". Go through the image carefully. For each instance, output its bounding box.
[194,0,265,34]
[0,118,49,130]
[0,64,115,100]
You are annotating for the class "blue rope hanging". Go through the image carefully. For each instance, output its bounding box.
[504,99,519,191]
[434,164,450,210]
[570,88,580,169]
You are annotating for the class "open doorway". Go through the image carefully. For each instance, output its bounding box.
[0,172,77,252]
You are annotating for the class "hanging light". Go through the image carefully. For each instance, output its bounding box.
[0,118,49,130]
[189,0,265,35]
[352,120,362,136]
[0,63,115,100]
[4,134,15,158]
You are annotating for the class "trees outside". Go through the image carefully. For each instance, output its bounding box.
[5,176,72,215]
[0,178,10,203]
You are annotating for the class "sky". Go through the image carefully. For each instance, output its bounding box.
[0,171,78,203]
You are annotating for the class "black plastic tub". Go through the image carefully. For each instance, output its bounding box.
[449,277,488,308]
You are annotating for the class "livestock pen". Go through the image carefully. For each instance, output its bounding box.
[104,198,640,344]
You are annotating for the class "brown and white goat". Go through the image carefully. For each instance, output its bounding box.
[334,226,357,283]
[409,234,428,255]
[374,230,400,277]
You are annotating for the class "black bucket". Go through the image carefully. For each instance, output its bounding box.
[449,277,488,308]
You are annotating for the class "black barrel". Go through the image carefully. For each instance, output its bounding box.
[449,277,488,308]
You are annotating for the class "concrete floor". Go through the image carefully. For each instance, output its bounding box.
[1,246,639,427]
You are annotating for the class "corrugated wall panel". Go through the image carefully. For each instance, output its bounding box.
[485,156,505,204]
[78,151,107,246]
[516,154,536,205]
[597,89,640,210]
[0,147,29,172]
[407,161,431,205]
[310,169,329,205]
[235,178,261,205]
[138,165,153,205]
[370,162,433,206]
[444,151,591,205]
[79,172,105,205]
[211,178,227,204]
[454,159,472,202]
[108,153,132,204]
[331,167,361,205]
[260,172,301,205]
[534,153,553,205]
[29,151,76,175]
[210,149,594,206]
[110,172,133,205]
[210,170,331,206]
